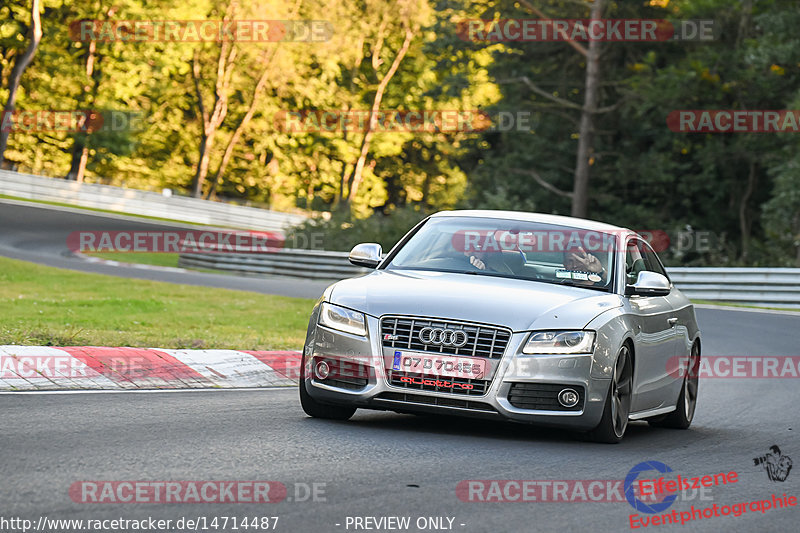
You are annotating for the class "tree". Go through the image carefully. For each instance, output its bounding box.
[344,26,414,205]
[205,0,304,199]
[190,2,237,198]
[0,0,42,163]
[517,0,606,217]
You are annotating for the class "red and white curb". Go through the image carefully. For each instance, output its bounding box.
[0,346,301,391]
[76,252,189,273]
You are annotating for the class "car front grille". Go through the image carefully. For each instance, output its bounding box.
[380,316,511,359]
[387,370,489,396]
[375,391,496,413]
[507,383,585,411]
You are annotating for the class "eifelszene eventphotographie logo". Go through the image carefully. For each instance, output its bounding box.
[625,461,679,514]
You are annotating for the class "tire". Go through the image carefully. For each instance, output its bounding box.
[298,354,356,420]
[649,343,699,429]
[587,344,633,444]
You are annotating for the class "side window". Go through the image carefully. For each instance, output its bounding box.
[625,239,645,285]
[639,240,669,280]
[626,239,668,284]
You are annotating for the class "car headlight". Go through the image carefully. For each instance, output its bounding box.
[318,302,367,336]
[522,331,595,354]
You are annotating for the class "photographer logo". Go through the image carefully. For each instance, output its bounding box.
[753,445,793,482]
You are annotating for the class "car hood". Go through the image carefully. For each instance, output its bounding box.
[329,269,623,331]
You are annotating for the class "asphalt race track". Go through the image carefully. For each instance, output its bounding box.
[3,313,799,533]
[2,200,799,532]
[0,200,330,299]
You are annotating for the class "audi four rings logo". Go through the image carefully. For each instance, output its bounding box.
[418,327,469,347]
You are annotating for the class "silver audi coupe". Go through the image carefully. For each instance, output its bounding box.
[299,210,701,443]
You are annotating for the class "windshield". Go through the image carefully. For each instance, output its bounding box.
[386,216,617,292]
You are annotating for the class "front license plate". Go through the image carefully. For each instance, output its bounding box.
[390,351,486,379]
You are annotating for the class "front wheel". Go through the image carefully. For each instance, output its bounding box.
[587,344,632,444]
[299,378,357,420]
[298,353,356,420]
[649,343,699,429]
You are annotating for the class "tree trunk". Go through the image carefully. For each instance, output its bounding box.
[65,146,89,183]
[0,0,42,162]
[421,173,432,208]
[738,161,756,261]
[794,212,800,267]
[336,34,366,209]
[338,162,350,205]
[191,41,236,198]
[66,39,97,182]
[206,53,272,199]
[193,129,216,197]
[347,28,414,205]
[191,4,237,198]
[570,0,605,218]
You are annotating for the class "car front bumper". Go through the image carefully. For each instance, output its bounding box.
[303,315,610,431]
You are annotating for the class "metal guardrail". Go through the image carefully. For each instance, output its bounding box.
[0,169,306,231]
[667,268,800,308]
[178,250,800,308]
[178,248,370,280]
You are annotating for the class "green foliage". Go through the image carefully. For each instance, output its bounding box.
[763,148,800,266]
[2,0,800,265]
[287,205,429,251]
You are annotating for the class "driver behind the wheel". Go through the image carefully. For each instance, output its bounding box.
[465,229,527,274]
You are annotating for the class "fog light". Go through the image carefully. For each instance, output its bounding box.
[315,360,331,380]
[558,388,579,408]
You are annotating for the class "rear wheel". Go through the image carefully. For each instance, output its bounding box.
[649,343,699,429]
[587,344,632,444]
[298,355,356,420]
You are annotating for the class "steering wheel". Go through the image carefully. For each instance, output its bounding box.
[466,254,488,271]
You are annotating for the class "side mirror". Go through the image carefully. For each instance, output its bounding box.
[626,271,671,297]
[348,243,383,268]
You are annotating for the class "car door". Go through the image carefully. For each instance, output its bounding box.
[638,239,690,405]
[625,238,679,412]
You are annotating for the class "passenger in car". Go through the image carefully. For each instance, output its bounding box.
[562,246,607,286]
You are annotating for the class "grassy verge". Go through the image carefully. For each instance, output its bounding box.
[0,256,314,349]
[84,251,180,268]
[691,299,800,313]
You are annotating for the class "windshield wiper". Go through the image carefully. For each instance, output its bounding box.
[548,279,609,292]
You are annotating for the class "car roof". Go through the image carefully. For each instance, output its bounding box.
[430,210,635,235]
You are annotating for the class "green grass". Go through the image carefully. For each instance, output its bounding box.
[0,193,226,228]
[691,299,800,313]
[85,251,180,268]
[0,256,314,349]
